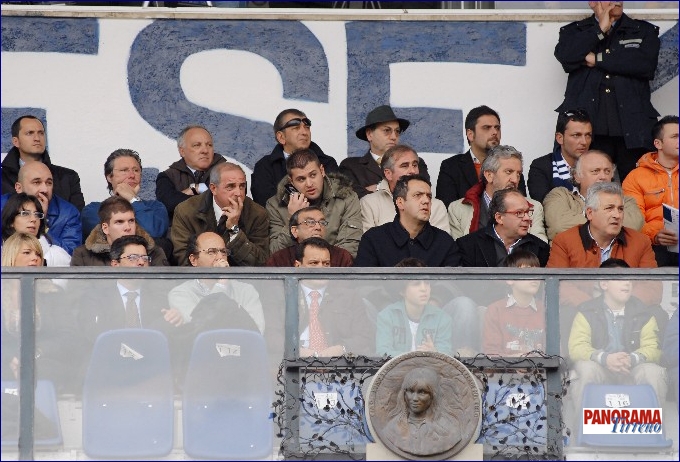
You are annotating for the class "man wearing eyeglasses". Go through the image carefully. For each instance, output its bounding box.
[528,110,594,203]
[76,235,169,346]
[457,188,550,268]
[340,105,429,199]
[251,109,339,207]
[71,195,169,267]
[266,148,362,257]
[166,232,265,332]
[1,161,82,255]
[555,1,660,181]
[266,206,353,267]
[81,148,170,258]
[448,145,547,242]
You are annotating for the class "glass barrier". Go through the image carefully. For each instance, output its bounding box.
[559,277,678,454]
[1,269,676,460]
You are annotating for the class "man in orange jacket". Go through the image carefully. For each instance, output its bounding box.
[623,116,679,267]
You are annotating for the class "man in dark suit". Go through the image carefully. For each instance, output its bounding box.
[76,235,171,347]
[294,237,374,357]
[340,105,428,199]
[457,188,549,268]
[436,105,526,207]
[250,109,338,206]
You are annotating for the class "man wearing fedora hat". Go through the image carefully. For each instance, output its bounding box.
[339,105,429,199]
[251,108,339,207]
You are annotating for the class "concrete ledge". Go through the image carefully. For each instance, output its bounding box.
[1,4,678,22]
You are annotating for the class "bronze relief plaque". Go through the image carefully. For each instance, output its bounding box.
[367,351,482,460]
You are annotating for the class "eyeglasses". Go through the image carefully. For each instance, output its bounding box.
[198,247,230,257]
[113,167,142,175]
[120,254,151,263]
[296,219,329,228]
[561,109,589,119]
[377,127,402,136]
[277,117,312,131]
[17,210,44,219]
[501,209,534,218]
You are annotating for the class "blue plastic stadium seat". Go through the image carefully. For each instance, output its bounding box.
[578,384,673,449]
[182,329,273,460]
[82,329,174,458]
[1,380,62,449]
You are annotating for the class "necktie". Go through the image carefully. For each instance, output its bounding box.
[308,291,327,351]
[217,215,227,235]
[124,291,141,328]
[194,170,205,184]
[376,156,382,167]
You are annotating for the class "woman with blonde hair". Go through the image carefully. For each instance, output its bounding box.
[1,233,82,393]
[1,231,44,267]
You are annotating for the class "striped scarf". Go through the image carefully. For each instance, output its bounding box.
[551,146,576,191]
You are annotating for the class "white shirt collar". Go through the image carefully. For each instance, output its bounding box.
[506,293,538,311]
[212,197,224,224]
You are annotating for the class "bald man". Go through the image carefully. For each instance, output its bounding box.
[0,161,82,254]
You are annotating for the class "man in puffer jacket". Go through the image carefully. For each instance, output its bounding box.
[623,116,678,267]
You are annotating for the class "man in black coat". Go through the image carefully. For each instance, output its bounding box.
[340,105,429,199]
[436,105,526,208]
[1,115,84,211]
[457,188,549,268]
[250,109,338,206]
[554,1,660,181]
[354,174,460,267]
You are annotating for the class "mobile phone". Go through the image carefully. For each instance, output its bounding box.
[284,183,299,196]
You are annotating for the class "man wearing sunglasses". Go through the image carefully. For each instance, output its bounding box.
[340,105,429,199]
[528,110,594,203]
[266,206,353,267]
[251,109,338,207]
[457,188,550,268]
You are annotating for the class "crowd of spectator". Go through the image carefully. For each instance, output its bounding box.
[0,1,677,442]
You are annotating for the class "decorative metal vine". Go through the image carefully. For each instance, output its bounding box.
[272,351,570,460]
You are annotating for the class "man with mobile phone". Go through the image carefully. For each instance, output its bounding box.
[266,149,362,257]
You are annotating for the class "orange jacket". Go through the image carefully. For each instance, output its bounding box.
[622,152,678,242]
[547,224,659,307]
